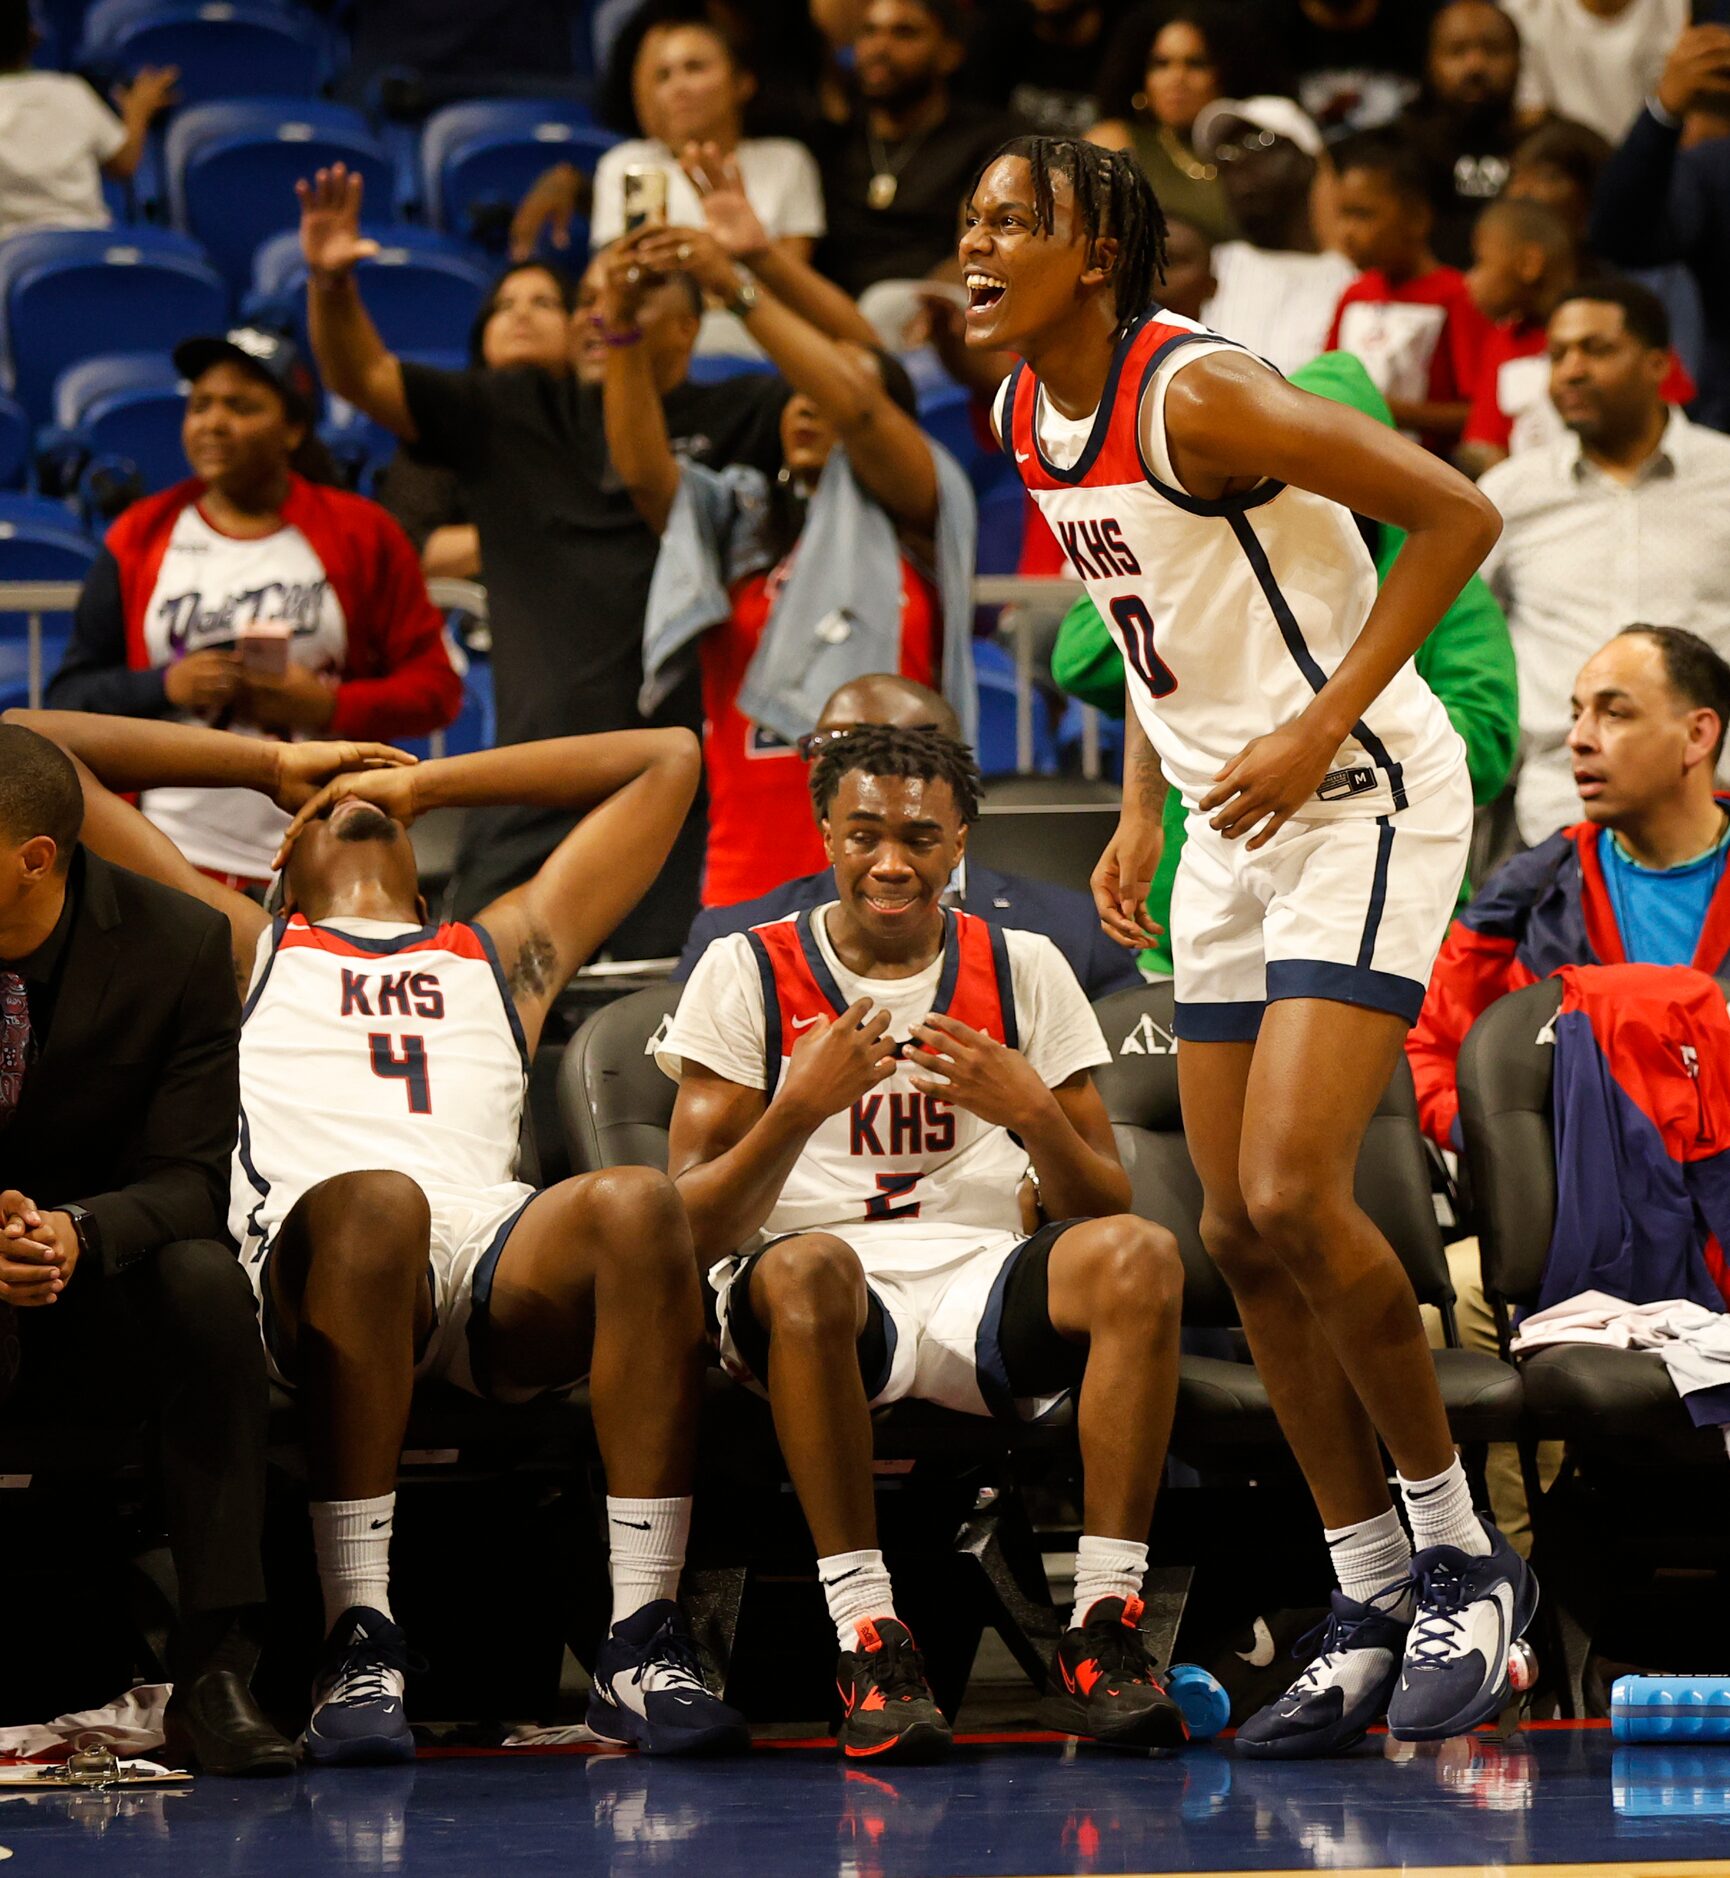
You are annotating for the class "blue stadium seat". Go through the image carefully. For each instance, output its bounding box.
[419,102,618,249]
[87,2,337,104]
[0,394,31,490]
[683,354,780,385]
[52,352,189,497]
[917,379,988,478]
[167,99,393,288]
[0,497,97,709]
[974,637,1057,777]
[0,229,226,422]
[244,226,493,356]
[79,0,302,54]
[974,469,1028,577]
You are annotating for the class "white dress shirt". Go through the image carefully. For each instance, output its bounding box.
[1479,410,1730,844]
[1502,0,1686,143]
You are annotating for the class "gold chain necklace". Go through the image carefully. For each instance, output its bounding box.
[1156,123,1215,183]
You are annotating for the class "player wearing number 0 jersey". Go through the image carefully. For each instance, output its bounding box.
[16,709,750,1769]
[962,135,1536,1754]
[665,725,1193,1762]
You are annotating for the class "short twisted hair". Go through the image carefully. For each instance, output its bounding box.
[809,724,982,827]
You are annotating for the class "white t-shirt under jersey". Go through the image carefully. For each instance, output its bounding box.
[658,907,1110,1265]
[0,72,125,237]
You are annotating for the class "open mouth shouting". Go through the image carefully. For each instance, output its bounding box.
[965,271,1008,325]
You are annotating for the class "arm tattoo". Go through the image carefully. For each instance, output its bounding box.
[506,924,559,1002]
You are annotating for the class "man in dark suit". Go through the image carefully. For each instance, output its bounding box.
[0,723,292,1774]
[675,677,1145,1001]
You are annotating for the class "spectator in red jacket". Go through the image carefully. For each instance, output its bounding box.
[1408,624,1730,1154]
[47,328,461,889]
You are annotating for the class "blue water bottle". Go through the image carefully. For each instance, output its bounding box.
[1168,1663,1230,1741]
[1611,1676,1730,1742]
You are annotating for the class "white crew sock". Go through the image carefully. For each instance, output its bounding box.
[819,1548,897,1651]
[1069,1535,1149,1629]
[606,1496,691,1628]
[1325,1504,1414,1609]
[310,1494,395,1634]
[1399,1456,1492,1556]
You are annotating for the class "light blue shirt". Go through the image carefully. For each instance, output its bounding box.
[1599,820,1730,968]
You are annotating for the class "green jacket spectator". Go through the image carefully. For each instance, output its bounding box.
[1051,349,1518,973]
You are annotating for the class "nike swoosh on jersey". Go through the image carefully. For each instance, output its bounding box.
[791,1014,823,1030]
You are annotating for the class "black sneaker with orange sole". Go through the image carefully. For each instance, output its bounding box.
[835,1618,953,1762]
[1038,1595,1190,1752]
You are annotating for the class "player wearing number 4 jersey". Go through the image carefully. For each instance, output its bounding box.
[11,709,749,1767]
[664,724,1191,1761]
[963,135,1537,1751]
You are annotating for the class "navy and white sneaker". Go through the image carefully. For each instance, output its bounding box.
[587,1600,750,1756]
[304,1606,416,1766]
[1234,1587,1409,1759]
[1387,1524,1539,1741]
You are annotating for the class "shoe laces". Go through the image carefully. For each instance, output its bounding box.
[324,1631,414,1707]
[1289,1577,1410,1695]
[630,1617,709,1695]
[1406,1558,1472,1669]
[1081,1599,1161,1689]
[858,1624,931,1703]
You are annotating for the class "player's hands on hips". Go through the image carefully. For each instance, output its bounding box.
[1091,812,1163,949]
[0,1193,77,1305]
[776,998,899,1126]
[1202,720,1336,849]
[270,740,418,815]
[906,1015,1053,1132]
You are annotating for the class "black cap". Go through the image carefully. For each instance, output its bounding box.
[173,327,318,417]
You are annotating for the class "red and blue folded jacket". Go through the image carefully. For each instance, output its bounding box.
[1407,804,1730,1150]
[1541,963,1730,1314]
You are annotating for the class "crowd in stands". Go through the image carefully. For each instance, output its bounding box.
[2,0,1730,1755]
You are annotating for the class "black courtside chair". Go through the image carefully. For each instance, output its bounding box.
[1089,979,1526,1458]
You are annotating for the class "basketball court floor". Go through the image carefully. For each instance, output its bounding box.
[6,1725,1729,1876]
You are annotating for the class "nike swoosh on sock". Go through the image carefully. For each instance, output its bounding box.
[369,1519,391,1530]
[612,1518,652,1531]
[821,1565,865,1586]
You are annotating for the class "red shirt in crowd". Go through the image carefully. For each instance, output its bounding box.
[698,553,939,907]
[1325,265,1490,453]
[1463,318,1698,454]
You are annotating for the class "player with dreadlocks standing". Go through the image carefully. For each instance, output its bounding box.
[962,136,1537,1754]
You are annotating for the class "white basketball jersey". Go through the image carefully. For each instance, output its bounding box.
[230,915,529,1257]
[998,309,1464,818]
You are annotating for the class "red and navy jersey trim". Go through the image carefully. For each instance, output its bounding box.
[745,907,1019,1095]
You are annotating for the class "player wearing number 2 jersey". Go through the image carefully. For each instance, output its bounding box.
[12,709,749,1768]
[664,725,1190,1761]
[962,136,1537,1753]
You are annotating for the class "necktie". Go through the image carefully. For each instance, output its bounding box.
[0,971,29,1127]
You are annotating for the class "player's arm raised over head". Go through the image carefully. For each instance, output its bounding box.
[283,729,700,1055]
[2,708,270,989]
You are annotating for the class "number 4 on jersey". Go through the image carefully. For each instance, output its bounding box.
[1111,595,1177,699]
[370,1033,431,1114]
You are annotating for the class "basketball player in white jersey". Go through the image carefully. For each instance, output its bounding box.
[665,724,1189,1761]
[8,708,748,1765]
[960,136,1536,1753]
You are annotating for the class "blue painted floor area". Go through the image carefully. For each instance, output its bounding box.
[5,1727,1730,1875]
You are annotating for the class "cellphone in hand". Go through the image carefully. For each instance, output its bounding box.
[239,623,291,676]
[622,166,669,234]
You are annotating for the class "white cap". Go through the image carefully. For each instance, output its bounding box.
[1193,95,1325,163]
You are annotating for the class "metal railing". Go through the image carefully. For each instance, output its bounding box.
[0,574,1103,778]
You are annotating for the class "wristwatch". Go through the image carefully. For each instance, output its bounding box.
[56,1204,101,1267]
[726,275,759,320]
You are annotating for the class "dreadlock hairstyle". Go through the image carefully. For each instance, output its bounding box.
[974,135,1168,334]
[809,725,983,829]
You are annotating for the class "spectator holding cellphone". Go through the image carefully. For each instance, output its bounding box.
[47,329,460,891]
